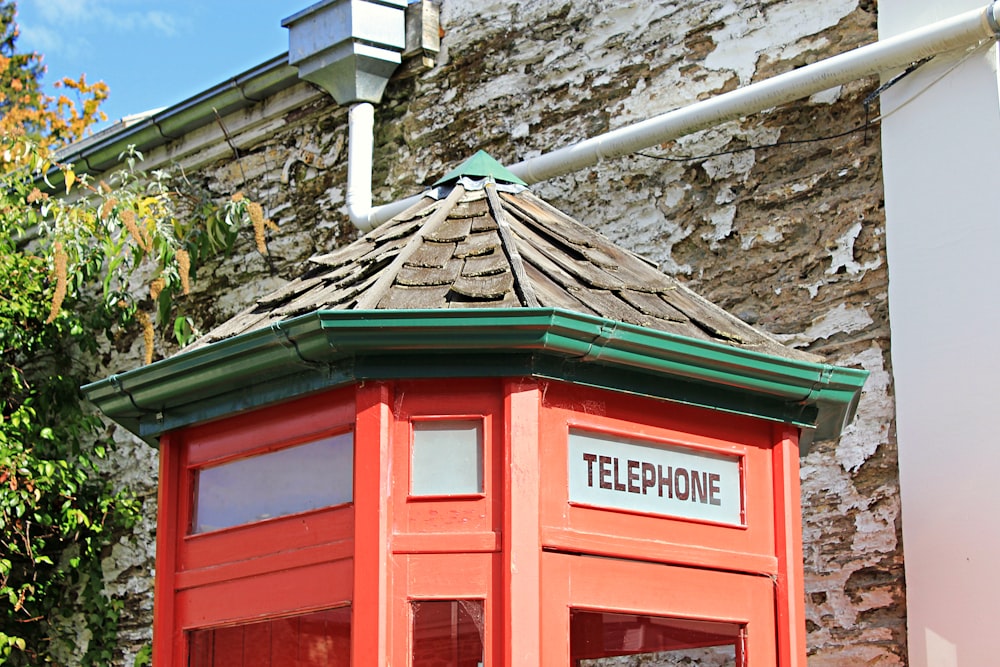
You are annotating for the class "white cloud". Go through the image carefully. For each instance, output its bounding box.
[27,0,184,38]
[17,23,91,61]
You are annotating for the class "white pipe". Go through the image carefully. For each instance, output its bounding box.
[509,2,1000,184]
[352,2,1000,231]
[346,102,376,231]
[348,102,424,232]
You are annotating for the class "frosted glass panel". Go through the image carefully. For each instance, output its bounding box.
[193,432,353,533]
[411,421,482,496]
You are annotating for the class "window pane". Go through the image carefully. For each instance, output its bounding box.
[570,610,742,666]
[188,606,351,667]
[411,421,483,496]
[193,432,353,533]
[412,600,484,667]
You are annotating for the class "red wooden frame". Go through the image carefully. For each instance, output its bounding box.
[540,551,777,665]
[538,381,779,575]
[152,376,805,666]
[388,379,505,666]
[155,388,357,667]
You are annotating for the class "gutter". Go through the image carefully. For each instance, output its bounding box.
[82,308,868,450]
[351,1,1000,230]
[50,53,299,183]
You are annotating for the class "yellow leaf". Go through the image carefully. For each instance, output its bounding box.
[64,169,76,194]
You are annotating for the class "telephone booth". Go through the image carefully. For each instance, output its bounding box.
[84,153,867,667]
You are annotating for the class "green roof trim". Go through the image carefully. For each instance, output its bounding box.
[82,308,867,452]
[432,150,528,187]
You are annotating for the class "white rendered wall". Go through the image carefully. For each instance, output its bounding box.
[880,2,1000,666]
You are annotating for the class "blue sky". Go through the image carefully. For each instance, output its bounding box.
[14,1,294,131]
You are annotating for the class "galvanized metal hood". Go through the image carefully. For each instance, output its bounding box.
[83,152,867,450]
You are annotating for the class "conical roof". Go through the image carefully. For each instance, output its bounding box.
[84,152,868,449]
[194,152,816,364]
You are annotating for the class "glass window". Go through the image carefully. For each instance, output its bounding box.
[412,600,484,667]
[570,610,743,666]
[188,606,351,666]
[193,432,353,533]
[411,421,483,496]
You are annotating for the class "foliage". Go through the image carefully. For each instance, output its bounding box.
[0,3,108,149]
[0,3,273,663]
[0,137,271,667]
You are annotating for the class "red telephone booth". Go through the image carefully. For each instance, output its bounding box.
[84,152,867,667]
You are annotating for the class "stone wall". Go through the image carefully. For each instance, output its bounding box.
[87,0,904,665]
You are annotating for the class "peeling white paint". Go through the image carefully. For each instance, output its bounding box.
[810,85,844,105]
[836,346,894,473]
[704,0,857,84]
[702,204,736,248]
[773,302,874,348]
[827,220,884,275]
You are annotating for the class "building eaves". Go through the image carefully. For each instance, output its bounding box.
[51,53,297,182]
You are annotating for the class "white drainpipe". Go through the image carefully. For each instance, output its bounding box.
[346,102,377,231]
[349,1,1000,232]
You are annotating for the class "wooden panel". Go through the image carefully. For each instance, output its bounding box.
[541,552,777,666]
[184,387,355,466]
[538,380,778,571]
[503,379,543,667]
[353,382,392,667]
[391,379,504,540]
[176,559,353,630]
[179,504,354,572]
[154,433,183,667]
[392,531,500,554]
[773,423,807,666]
[392,551,503,667]
[175,538,354,591]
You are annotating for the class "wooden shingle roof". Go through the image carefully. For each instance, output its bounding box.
[193,152,816,364]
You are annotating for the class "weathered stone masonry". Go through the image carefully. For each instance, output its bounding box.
[86,1,904,665]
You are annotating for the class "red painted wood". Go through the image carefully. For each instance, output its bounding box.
[390,379,503,539]
[155,371,806,665]
[503,379,542,667]
[353,381,392,667]
[392,552,503,666]
[538,380,777,571]
[539,526,779,575]
[392,531,500,554]
[184,388,355,466]
[153,432,181,667]
[541,551,777,665]
[179,505,353,572]
[772,424,807,667]
[175,538,354,591]
[177,558,353,630]
[158,387,358,666]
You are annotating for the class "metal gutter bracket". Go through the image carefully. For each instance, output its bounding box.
[282,0,408,105]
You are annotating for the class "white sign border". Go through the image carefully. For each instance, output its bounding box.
[567,428,746,528]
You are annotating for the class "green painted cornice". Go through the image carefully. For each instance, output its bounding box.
[82,308,867,451]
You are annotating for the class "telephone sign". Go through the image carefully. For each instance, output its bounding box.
[568,430,743,526]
